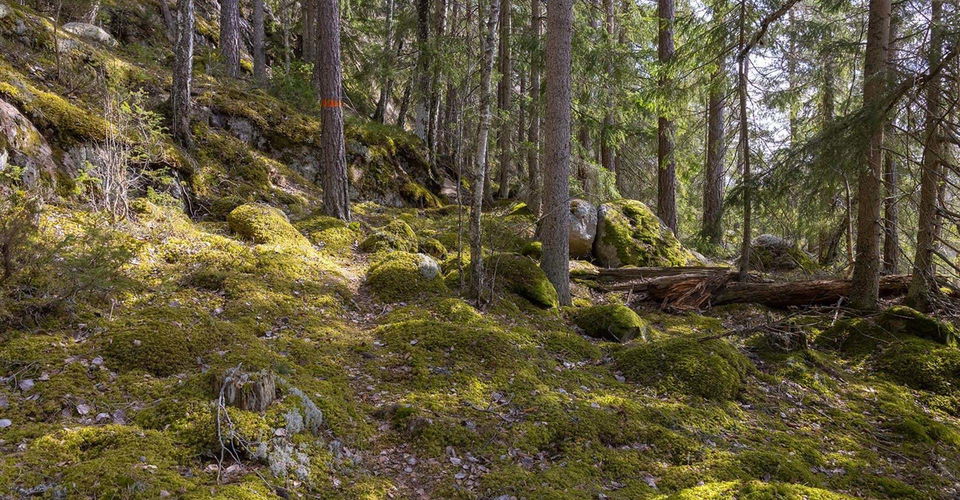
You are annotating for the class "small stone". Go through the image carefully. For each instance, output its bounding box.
[76,404,92,415]
[18,379,34,391]
[0,419,11,428]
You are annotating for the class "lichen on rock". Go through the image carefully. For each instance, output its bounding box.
[365,251,447,302]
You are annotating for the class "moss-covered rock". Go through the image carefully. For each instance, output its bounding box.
[365,252,447,302]
[880,305,959,346]
[615,337,751,400]
[572,304,649,342]
[359,219,418,253]
[875,337,960,394]
[486,253,559,308]
[418,237,447,258]
[749,234,818,272]
[227,203,310,248]
[594,199,694,268]
[520,240,543,259]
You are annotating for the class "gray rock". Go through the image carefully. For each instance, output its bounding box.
[0,98,57,187]
[61,22,117,47]
[568,199,597,258]
[0,3,11,20]
[417,253,441,280]
[750,234,814,271]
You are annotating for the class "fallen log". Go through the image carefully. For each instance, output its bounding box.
[584,270,918,309]
[571,266,732,282]
[711,275,913,308]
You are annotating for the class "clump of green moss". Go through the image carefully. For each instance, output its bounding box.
[360,219,418,253]
[540,330,602,361]
[365,252,447,302]
[400,181,444,208]
[668,480,854,499]
[418,237,447,258]
[594,199,693,268]
[615,337,751,400]
[572,304,649,342]
[227,203,310,248]
[486,253,559,308]
[814,317,896,356]
[375,318,530,369]
[520,241,543,259]
[15,425,196,497]
[876,337,960,394]
[102,300,234,377]
[880,306,959,346]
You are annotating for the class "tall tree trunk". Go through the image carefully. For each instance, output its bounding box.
[160,0,176,43]
[527,0,543,218]
[541,0,573,306]
[599,0,616,175]
[220,0,241,78]
[817,48,837,265]
[497,0,513,199]
[702,70,725,245]
[413,0,432,142]
[849,0,891,310]
[252,0,266,84]
[171,0,195,149]
[373,0,396,123]
[736,0,751,280]
[657,0,677,232]
[882,13,901,274]
[317,0,350,221]
[428,0,449,166]
[397,78,413,128]
[469,0,501,302]
[302,0,318,64]
[906,0,943,311]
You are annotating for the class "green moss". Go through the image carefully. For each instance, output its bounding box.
[876,336,960,394]
[815,317,897,356]
[749,243,819,272]
[365,252,447,302]
[520,241,543,259]
[596,200,692,267]
[540,330,602,361]
[665,480,853,499]
[418,237,447,258]
[572,304,649,342]
[15,425,196,497]
[102,300,236,377]
[615,337,751,400]
[880,306,959,346]
[375,318,531,372]
[486,253,559,308]
[360,219,418,253]
[227,203,310,248]
[401,181,443,208]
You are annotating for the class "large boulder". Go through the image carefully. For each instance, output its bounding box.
[61,22,117,47]
[568,199,597,258]
[593,199,692,268]
[0,98,56,187]
[749,234,816,271]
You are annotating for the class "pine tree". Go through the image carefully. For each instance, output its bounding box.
[317,0,350,220]
[171,0,194,149]
[541,0,573,306]
[219,0,241,78]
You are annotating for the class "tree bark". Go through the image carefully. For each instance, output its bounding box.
[171,0,195,149]
[906,0,943,311]
[541,0,573,306]
[302,0,318,64]
[497,0,513,199]
[469,0,501,301]
[702,68,725,245]
[656,0,677,232]
[526,0,542,218]
[599,0,616,175]
[413,0,432,142]
[219,0,241,78]
[849,0,891,309]
[373,0,396,123]
[317,0,350,221]
[882,13,901,275]
[736,0,751,280]
[252,0,266,84]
